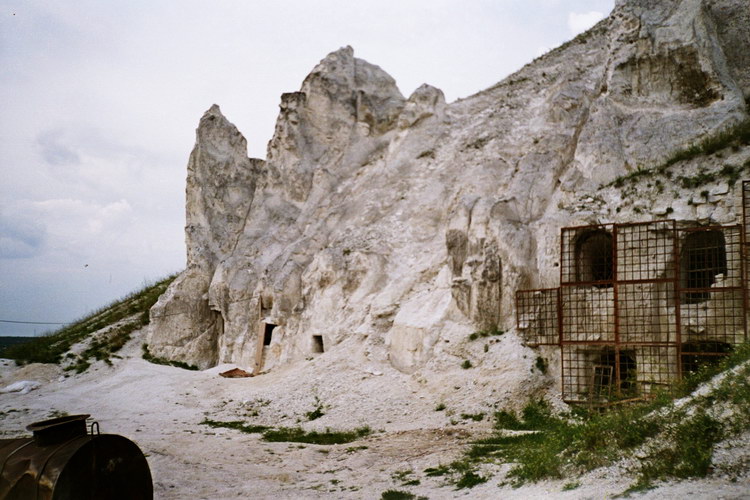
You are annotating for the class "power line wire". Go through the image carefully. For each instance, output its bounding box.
[0,319,71,325]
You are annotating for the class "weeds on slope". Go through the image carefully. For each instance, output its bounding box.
[4,274,177,368]
[427,342,750,489]
[605,117,750,196]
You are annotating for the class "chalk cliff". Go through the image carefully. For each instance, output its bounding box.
[147,0,750,394]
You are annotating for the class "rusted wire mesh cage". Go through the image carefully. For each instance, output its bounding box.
[517,210,749,405]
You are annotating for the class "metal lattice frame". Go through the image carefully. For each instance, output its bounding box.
[517,215,748,405]
[515,288,560,346]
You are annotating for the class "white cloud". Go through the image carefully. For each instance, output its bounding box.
[568,11,605,36]
[0,210,46,259]
[0,0,615,334]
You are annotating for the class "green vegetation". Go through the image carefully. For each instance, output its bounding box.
[468,327,505,341]
[460,412,485,422]
[460,360,472,369]
[142,344,199,371]
[201,418,372,445]
[606,117,750,196]
[392,469,420,486]
[200,419,269,434]
[0,337,34,356]
[562,481,580,491]
[434,402,446,412]
[426,342,750,490]
[262,426,371,445]
[424,465,451,477]
[304,395,326,421]
[455,471,487,489]
[661,118,750,169]
[380,490,427,500]
[3,275,176,368]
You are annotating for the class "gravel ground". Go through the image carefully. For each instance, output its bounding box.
[1,329,749,499]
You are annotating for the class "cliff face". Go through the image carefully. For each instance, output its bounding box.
[148,0,750,380]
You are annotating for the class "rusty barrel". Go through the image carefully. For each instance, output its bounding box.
[0,414,152,499]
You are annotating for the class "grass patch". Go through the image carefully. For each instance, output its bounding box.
[461,360,472,369]
[4,275,176,368]
[427,344,750,489]
[142,344,199,370]
[605,117,750,195]
[380,490,426,500]
[304,395,326,421]
[455,471,487,489]
[424,464,451,477]
[562,481,580,491]
[460,412,485,422]
[468,327,505,341]
[262,426,371,445]
[200,419,269,434]
[0,337,35,357]
[201,419,372,445]
[391,469,420,486]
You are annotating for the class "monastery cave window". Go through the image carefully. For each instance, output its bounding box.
[680,230,727,304]
[263,323,277,346]
[681,341,732,375]
[575,229,613,287]
[592,348,637,398]
[312,335,324,353]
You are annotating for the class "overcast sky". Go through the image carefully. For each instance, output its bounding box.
[0,0,614,336]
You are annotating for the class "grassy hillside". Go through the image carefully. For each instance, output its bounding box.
[427,341,750,492]
[2,274,177,372]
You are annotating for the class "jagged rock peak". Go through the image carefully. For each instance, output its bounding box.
[186,105,258,271]
[297,45,406,136]
[266,46,408,202]
[399,83,446,129]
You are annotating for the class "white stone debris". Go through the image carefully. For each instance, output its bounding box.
[1,380,41,394]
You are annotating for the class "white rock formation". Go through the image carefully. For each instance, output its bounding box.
[148,0,750,383]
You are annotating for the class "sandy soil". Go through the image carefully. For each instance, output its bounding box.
[1,330,749,499]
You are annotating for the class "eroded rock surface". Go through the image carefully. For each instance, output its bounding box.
[148,0,750,393]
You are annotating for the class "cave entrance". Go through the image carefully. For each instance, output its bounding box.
[254,320,278,375]
[591,348,637,399]
[312,335,324,353]
[575,229,613,287]
[264,323,277,346]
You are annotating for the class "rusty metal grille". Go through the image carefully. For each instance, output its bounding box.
[515,288,560,345]
[743,181,750,241]
[615,220,676,282]
[676,225,746,355]
[561,344,597,403]
[617,282,678,344]
[560,286,615,343]
[744,181,750,310]
[520,217,748,405]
